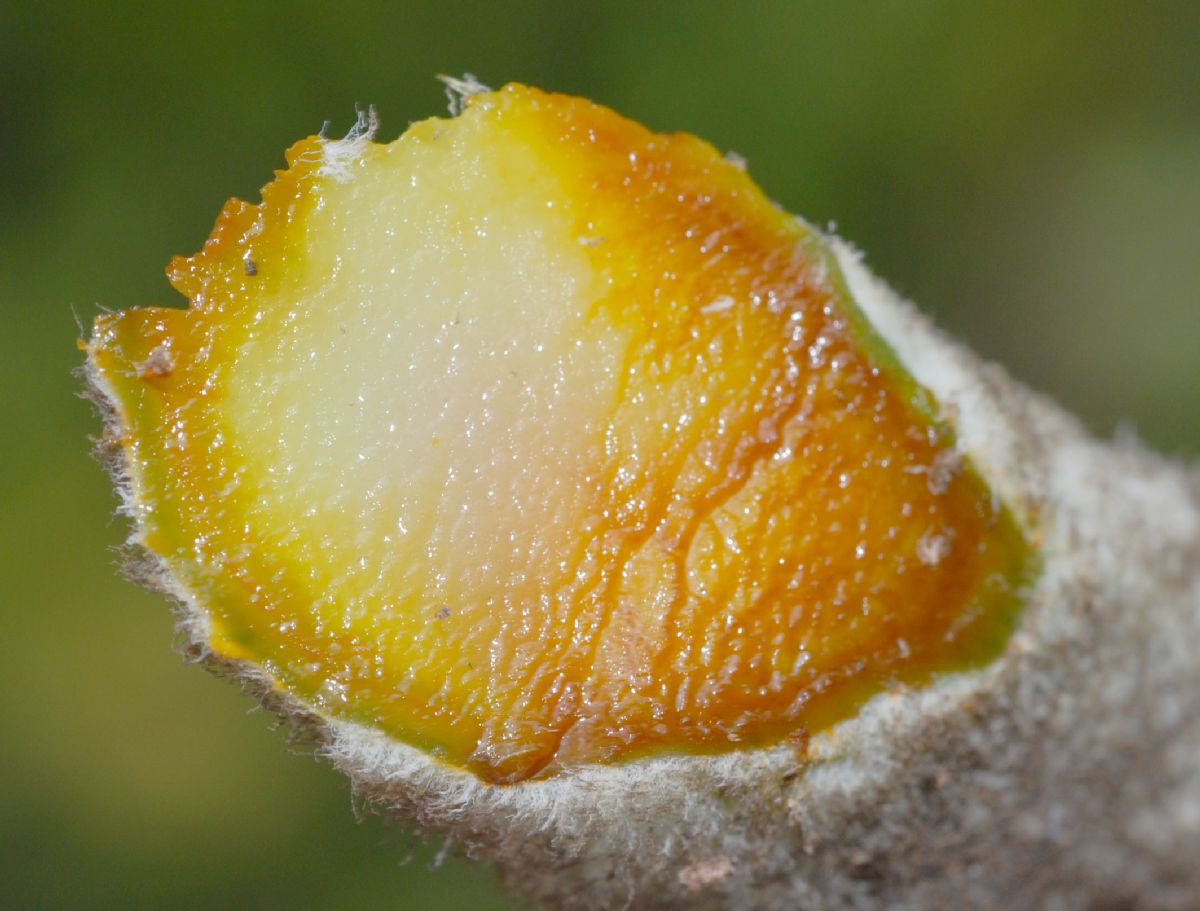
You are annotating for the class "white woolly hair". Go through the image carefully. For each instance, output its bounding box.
[318,75,491,181]
[438,72,491,116]
[318,105,380,182]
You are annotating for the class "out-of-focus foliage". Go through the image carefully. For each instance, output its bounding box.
[1,2,1195,909]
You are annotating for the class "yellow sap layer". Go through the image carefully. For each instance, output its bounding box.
[88,85,1034,784]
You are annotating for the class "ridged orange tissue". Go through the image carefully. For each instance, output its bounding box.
[87,85,1033,783]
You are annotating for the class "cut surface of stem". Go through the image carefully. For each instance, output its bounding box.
[86,83,1200,910]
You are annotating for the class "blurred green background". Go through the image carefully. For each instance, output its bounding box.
[2,2,1197,909]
